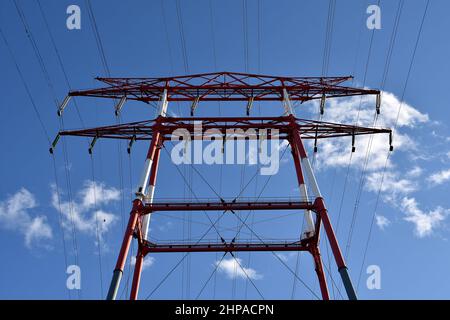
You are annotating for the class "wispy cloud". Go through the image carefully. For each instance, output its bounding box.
[51,180,120,242]
[0,188,52,248]
[401,197,448,238]
[428,168,450,186]
[407,166,423,178]
[375,215,390,230]
[365,170,417,204]
[215,257,262,280]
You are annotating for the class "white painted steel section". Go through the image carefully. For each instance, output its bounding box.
[141,91,168,240]
[301,157,322,198]
[58,96,72,116]
[157,89,168,117]
[141,185,155,240]
[115,96,127,116]
[299,183,315,239]
[282,89,296,116]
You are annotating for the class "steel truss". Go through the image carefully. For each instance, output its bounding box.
[52,72,391,301]
[66,71,379,103]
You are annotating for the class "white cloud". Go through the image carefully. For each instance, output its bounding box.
[79,180,121,209]
[51,180,119,240]
[365,170,417,202]
[0,188,53,248]
[216,257,262,280]
[428,168,450,186]
[407,166,423,178]
[375,215,390,230]
[401,197,448,238]
[130,256,155,270]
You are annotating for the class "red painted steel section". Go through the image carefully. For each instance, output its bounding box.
[68,72,378,102]
[314,197,346,269]
[59,116,392,142]
[142,201,313,213]
[310,246,330,300]
[288,136,306,186]
[129,130,163,301]
[142,242,311,254]
[113,199,143,272]
[130,250,144,300]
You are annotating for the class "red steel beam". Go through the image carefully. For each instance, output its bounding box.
[141,200,314,214]
[58,116,392,142]
[142,241,311,254]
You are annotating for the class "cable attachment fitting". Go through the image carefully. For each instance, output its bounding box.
[389,131,394,152]
[376,93,381,115]
[57,96,72,116]
[191,96,200,116]
[88,135,98,154]
[351,132,356,153]
[320,93,326,115]
[115,96,127,116]
[127,135,136,154]
[313,125,319,153]
[49,134,61,154]
[246,96,254,116]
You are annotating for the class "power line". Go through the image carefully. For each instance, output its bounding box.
[356,0,430,292]
[345,0,404,261]
[36,0,85,128]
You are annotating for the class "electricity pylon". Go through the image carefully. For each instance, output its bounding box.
[51,72,392,300]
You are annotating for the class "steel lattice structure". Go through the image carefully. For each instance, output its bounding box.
[52,72,392,300]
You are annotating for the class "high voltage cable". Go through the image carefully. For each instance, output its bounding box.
[36,0,85,128]
[322,0,336,76]
[245,0,262,298]
[356,0,430,292]
[175,0,191,298]
[90,154,105,298]
[85,0,110,76]
[234,0,250,297]
[207,0,222,297]
[160,0,182,117]
[51,154,71,299]
[84,0,121,299]
[0,27,51,144]
[2,6,83,298]
[334,0,380,258]
[345,0,404,261]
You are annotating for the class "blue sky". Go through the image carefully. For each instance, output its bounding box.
[1,0,450,300]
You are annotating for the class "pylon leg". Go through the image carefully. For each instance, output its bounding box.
[107,128,162,300]
[288,136,315,238]
[106,199,143,300]
[314,197,357,300]
[310,246,330,300]
[141,137,162,240]
[130,249,145,300]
